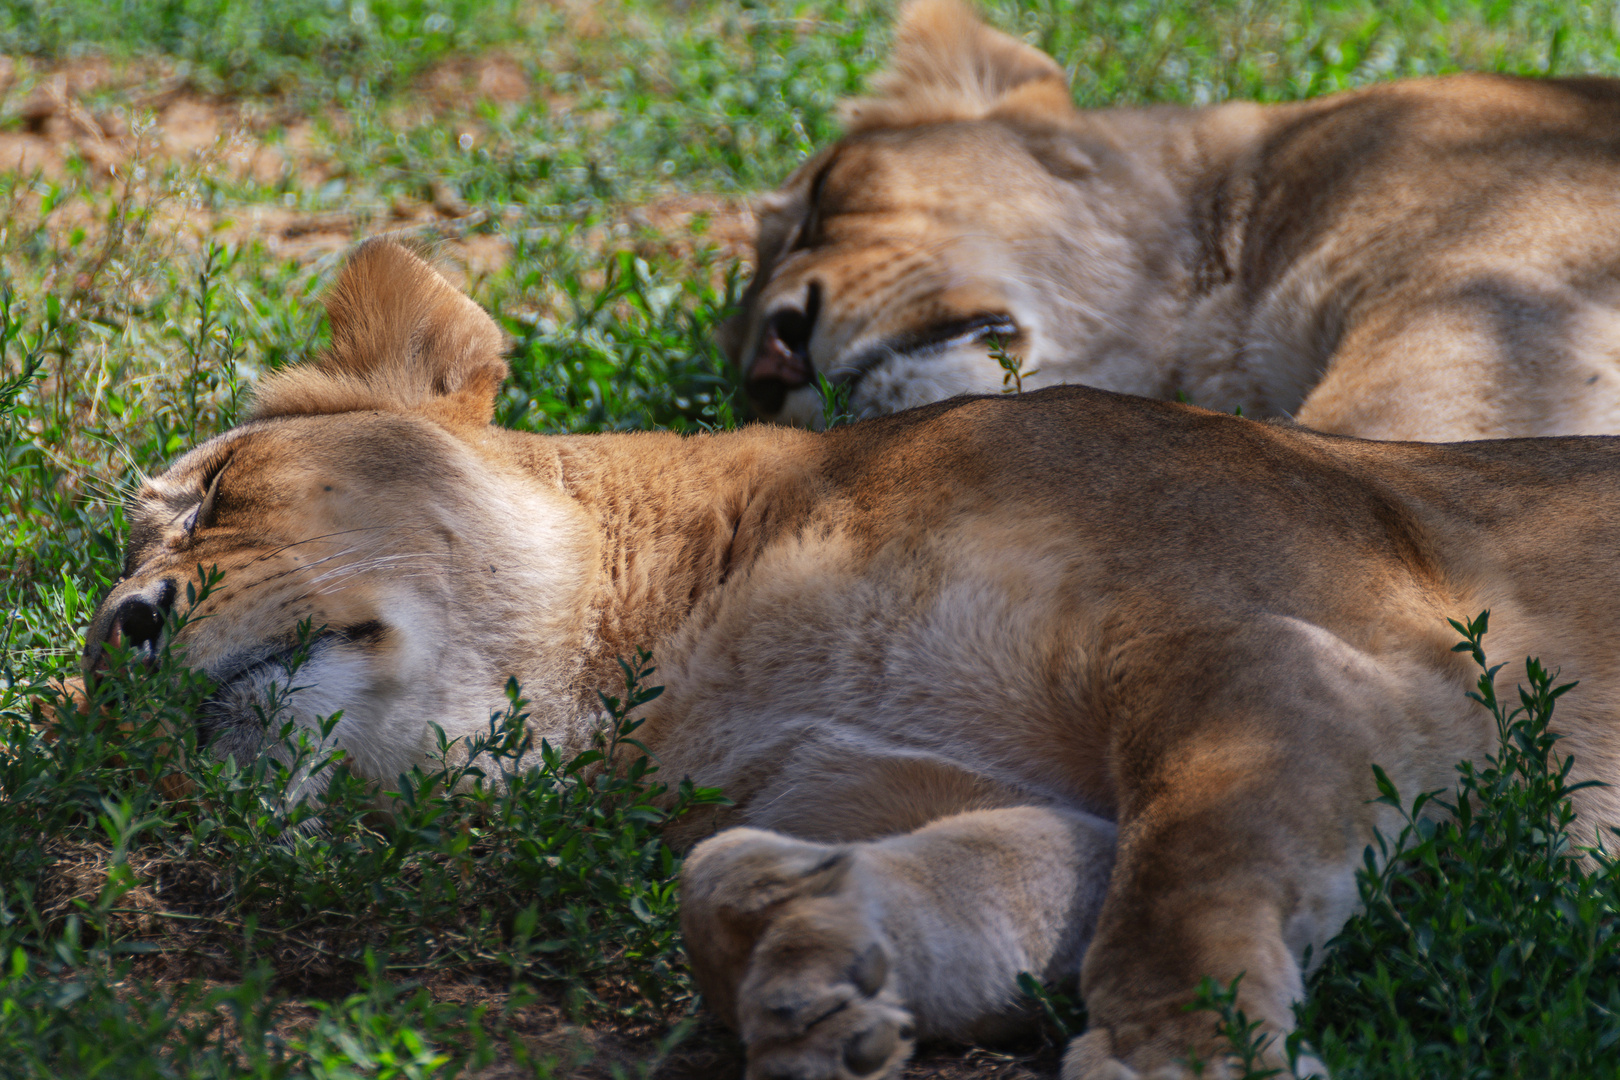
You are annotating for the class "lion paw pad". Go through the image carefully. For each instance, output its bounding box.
[741,939,916,1080]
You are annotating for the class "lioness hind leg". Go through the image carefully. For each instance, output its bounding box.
[681,806,1116,1080]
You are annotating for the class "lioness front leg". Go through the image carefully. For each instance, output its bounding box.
[681,806,1116,1079]
[1064,621,1404,1079]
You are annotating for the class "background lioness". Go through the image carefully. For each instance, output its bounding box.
[726,0,1620,440]
[87,240,1620,1078]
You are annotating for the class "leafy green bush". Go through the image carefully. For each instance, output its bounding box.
[2,562,726,1074]
[0,950,491,1079]
[1182,613,1620,1078]
[1300,612,1620,1076]
[499,248,742,435]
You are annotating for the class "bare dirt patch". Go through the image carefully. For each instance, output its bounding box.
[0,49,753,291]
[627,193,756,267]
[1,81,307,185]
[420,53,533,109]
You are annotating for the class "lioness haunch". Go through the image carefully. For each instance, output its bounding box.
[88,240,1620,1079]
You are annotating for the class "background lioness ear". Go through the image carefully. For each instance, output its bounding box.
[251,238,508,428]
[842,0,1074,132]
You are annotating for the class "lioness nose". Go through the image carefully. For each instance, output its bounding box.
[92,580,177,672]
[747,285,821,415]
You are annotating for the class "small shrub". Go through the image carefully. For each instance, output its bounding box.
[1298,612,1620,1077]
[500,249,743,435]
[2,568,726,1073]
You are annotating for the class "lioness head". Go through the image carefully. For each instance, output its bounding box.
[83,241,594,789]
[722,0,1191,427]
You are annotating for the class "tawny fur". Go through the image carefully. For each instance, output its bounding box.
[253,238,507,428]
[840,0,1072,132]
[725,0,1620,442]
[682,809,1114,1077]
[88,242,1620,1079]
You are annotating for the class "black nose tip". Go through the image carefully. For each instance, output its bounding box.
[117,598,164,651]
[113,580,176,659]
[746,283,823,414]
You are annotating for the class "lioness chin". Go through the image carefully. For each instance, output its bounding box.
[725,0,1620,441]
[88,240,1620,1079]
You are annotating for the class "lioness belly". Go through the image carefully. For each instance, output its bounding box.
[648,526,1114,840]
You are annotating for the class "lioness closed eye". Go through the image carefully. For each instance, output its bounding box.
[89,240,1620,1078]
[724,0,1620,441]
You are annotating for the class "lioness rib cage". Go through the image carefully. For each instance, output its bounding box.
[725,0,1620,441]
[88,238,1620,1079]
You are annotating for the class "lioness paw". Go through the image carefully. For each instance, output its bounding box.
[741,938,916,1080]
[682,829,919,1079]
[1061,1027,1326,1080]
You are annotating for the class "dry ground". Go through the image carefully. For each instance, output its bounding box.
[0,52,755,284]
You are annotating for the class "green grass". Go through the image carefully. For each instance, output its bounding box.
[4,0,1620,1075]
[1298,615,1620,1078]
[0,0,537,97]
[1174,614,1620,1079]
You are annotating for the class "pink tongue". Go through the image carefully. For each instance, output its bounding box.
[750,329,812,387]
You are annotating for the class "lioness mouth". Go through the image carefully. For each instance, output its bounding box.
[747,301,1015,418]
[197,642,320,748]
[825,314,1018,384]
[197,621,385,749]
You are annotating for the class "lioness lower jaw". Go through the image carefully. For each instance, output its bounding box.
[196,625,513,794]
[769,340,1017,430]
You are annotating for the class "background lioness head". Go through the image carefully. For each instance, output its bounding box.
[727,0,1620,441]
[723,0,1170,427]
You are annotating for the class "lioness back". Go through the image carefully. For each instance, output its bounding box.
[725,0,1620,442]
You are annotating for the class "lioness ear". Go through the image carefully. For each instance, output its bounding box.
[842,0,1073,133]
[250,239,508,428]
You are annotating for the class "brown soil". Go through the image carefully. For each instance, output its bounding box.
[419,53,533,108]
[627,193,756,266]
[0,52,756,283]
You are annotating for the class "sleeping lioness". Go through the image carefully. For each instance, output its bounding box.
[724,0,1620,440]
[86,240,1620,1078]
